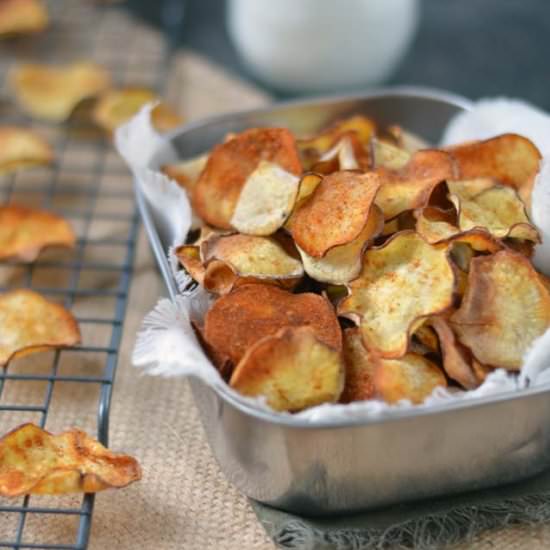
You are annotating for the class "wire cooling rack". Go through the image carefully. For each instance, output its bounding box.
[0,1,172,548]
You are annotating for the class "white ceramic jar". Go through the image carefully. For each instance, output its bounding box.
[227,0,420,93]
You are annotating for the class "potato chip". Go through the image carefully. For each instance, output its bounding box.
[0,204,75,261]
[204,284,342,368]
[201,233,303,293]
[387,125,430,153]
[340,327,376,403]
[429,316,479,389]
[413,323,439,353]
[297,205,384,284]
[0,0,47,37]
[414,207,459,244]
[373,353,447,404]
[298,115,375,170]
[0,289,81,366]
[230,160,301,235]
[161,154,207,193]
[193,128,301,228]
[472,359,493,383]
[371,138,411,170]
[313,132,370,173]
[450,184,540,243]
[283,173,323,232]
[291,171,381,258]
[451,251,550,370]
[446,134,541,205]
[10,62,111,122]
[92,88,182,134]
[175,245,205,284]
[338,232,455,358]
[0,127,53,174]
[375,149,456,220]
[230,326,344,412]
[0,423,140,496]
[447,178,495,200]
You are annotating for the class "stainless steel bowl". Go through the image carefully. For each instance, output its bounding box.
[135,87,550,515]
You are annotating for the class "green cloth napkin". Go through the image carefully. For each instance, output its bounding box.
[252,467,550,549]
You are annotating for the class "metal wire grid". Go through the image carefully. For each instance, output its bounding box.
[0,1,170,548]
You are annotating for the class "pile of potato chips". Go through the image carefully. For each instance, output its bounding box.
[164,116,549,412]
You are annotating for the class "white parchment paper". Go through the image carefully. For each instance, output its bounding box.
[117,99,550,423]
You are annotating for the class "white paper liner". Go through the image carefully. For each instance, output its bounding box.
[117,100,550,424]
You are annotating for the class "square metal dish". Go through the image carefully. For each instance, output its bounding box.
[135,87,550,515]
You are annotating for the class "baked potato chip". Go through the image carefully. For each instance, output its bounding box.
[429,316,479,389]
[283,173,323,232]
[451,251,550,370]
[0,423,140,496]
[373,353,447,404]
[313,132,370,173]
[0,126,53,174]
[0,0,48,37]
[371,138,411,171]
[204,284,342,367]
[387,125,430,153]
[10,62,111,122]
[193,128,301,228]
[338,232,455,357]
[0,204,75,261]
[340,327,376,403]
[291,171,381,257]
[413,323,439,354]
[201,233,303,293]
[230,326,344,412]
[161,154,207,193]
[414,207,459,244]
[92,88,182,134]
[450,184,540,243]
[175,245,205,284]
[230,160,301,235]
[447,178,495,200]
[297,205,383,284]
[0,289,81,366]
[446,134,541,205]
[375,149,456,220]
[298,115,375,170]
[472,359,493,384]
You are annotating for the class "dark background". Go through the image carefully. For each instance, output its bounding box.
[127,0,550,108]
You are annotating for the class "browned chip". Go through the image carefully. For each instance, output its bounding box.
[204,284,342,369]
[193,128,301,228]
[0,0,48,37]
[291,171,381,258]
[371,138,411,170]
[0,204,75,261]
[161,154,207,193]
[387,125,430,153]
[340,327,376,403]
[446,134,541,206]
[338,232,455,358]
[451,251,550,370]
[0,127,53,174]
[92,88,182,134]
[414,207,459,243]
[0,289,81,366]
[175,245,205,284]
[230,327,344,412]
[0,423,140,496]
[373,353,447,404]
[312,131,370,173]
[10,62,111,122]
[429,316,479,389]
[375,149,456,220]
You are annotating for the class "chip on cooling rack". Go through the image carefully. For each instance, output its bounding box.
[0,289,81,366]
[374,149,456,220]
[204,284,342,371]
[449,184,540,243]
[0,423,141,496]
[0,0,48,37]
[0,126,53,174]
[451,251,550,370]
[0,204,75,262]
[291,171,381,258]
[192,128,302,229]
[92,87,182,134]
[230,326,344,412]
[198,233,303,294]
[9,61,111,122]
[373,353,447,404]
[338,232,455,358]
[446,134,541,207]
[230,160,301,236]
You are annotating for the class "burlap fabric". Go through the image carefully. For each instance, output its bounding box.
[2,2,550,548]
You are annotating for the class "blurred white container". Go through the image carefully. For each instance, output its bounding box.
[227,0,420,93]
